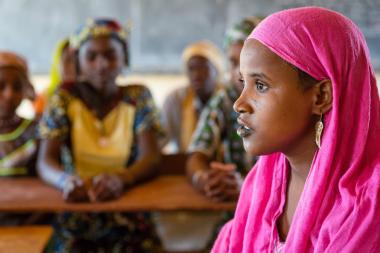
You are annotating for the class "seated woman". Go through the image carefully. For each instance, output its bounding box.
[38,18,163,252]
[212,7,380,252]
[34,38,76,116]
[0,51,40,225]
[161,41,224,153]
[188,17,261,202]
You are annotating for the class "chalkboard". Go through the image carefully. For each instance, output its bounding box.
[0,0,379,73]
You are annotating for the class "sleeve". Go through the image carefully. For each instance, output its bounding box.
[127,85,162,135]
[160,89,183,147]
[187,92,225,157]
[38,89,70,140]
[211,220,234,253]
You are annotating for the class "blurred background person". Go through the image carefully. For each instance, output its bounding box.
[161,41,224,153]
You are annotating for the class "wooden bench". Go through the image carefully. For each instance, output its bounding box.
[0,225,53,253]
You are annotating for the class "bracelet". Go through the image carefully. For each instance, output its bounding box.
[56,172,69,190]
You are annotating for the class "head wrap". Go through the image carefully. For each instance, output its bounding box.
[0,51,34,99]
[182,40,224,76]
[212,7,380,253]
[47,39,69,96]
[0,51,29,74]
[224,17,262,48]
[70,18,129,65]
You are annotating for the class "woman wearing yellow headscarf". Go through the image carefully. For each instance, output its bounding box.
[33,39,76,115]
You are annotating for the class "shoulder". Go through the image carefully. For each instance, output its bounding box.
[163,85,190,108]
[166,86,189,101]
[121,84,154,106]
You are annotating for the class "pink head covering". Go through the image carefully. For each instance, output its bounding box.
[212,7,380,253]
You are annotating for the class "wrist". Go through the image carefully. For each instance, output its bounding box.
[191,169,206,191]
[56,172,70,191]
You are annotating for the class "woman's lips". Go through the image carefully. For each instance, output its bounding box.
[237,125,253,138]
[237,118,253,138]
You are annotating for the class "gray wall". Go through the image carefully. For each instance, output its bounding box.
[0,0,379,73]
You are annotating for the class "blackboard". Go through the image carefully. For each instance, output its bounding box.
[0,0,379,73]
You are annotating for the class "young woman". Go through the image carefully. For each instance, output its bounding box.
[187,17,261,202]
[0,51,42,225]
[34,38,76,116]
[161,41,224,152]
[0,51,37,178]
[38,18,163,252]
[212,7,379,253]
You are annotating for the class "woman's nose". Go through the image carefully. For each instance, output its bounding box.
[233,91,253,114]
[2,84,16,101]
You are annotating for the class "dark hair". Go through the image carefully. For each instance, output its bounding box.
[285,60,319,90]
[297,68,319,90]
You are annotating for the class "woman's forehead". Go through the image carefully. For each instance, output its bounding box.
[241,40,282,71]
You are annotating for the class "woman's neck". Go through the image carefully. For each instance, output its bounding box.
[285,129,318,181]
[78,82,121,119]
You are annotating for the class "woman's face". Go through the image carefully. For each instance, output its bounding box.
[186,55,218,102]
[234,39,316,156]
[227,41,244,94]
[0,68,26,119]
[78,36,124,92]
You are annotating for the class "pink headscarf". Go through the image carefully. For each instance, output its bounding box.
[212,7,380,253]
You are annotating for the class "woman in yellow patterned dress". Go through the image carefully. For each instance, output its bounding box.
[38,18,163,253]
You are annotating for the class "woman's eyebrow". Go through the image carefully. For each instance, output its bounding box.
[248,72,272,81]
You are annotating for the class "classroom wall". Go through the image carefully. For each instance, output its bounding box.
[0,0,379,73]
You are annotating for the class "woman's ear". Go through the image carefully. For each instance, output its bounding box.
[311,79,333,115]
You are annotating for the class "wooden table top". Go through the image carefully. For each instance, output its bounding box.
[0,225,53,253]
[0,176,235,212]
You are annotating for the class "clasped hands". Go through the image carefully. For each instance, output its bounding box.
[62,173,124,203]
[195,162,243,202]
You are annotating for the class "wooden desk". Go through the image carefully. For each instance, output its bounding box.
[0,225,52,253]
[0,176,235,212]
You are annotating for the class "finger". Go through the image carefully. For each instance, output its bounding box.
[205,172,229,190]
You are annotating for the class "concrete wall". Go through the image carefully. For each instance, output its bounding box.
[0,0,379,73]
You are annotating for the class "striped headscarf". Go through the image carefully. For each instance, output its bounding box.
[70,18,129,65]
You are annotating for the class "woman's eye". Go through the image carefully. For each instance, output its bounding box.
[239,78,245,86]
[255,81,268,92]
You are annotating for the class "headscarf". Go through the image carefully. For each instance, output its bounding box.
[70,18,129,65]
[224,17,262,48]
[182,40,224,78]
[47,39,70,97]
[212,7,380,253]
[0,51,34,99]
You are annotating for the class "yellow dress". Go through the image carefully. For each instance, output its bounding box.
[67,98,135,179]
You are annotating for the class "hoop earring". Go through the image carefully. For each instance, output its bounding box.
[315,114,324,149]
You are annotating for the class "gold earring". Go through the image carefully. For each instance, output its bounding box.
[315,114,324,149]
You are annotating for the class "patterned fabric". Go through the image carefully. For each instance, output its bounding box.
[224,17,262,48]
[70,18,128,49]
[188,85,252,174]
[70,18,129,66]
[39,83,163,253]
[0,119,38,177]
